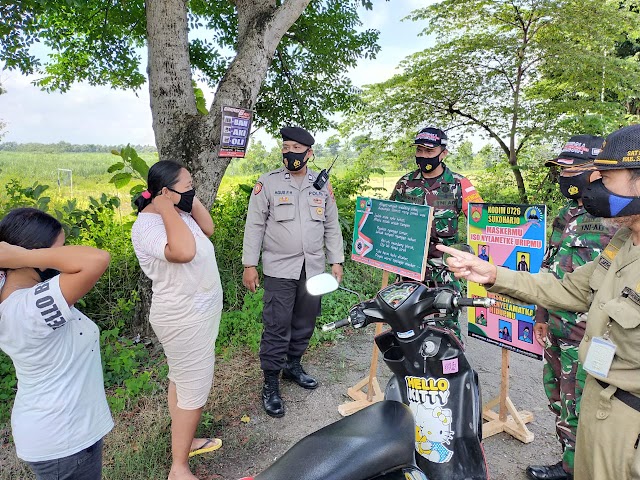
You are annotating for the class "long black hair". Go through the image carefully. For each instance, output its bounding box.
[0,208,63,249]
[134,160,185,213]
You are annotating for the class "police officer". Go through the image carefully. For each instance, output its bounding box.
[390,126,483,337]
[242,126,344,418]
[438,123,640,480]
[527,135,617,480]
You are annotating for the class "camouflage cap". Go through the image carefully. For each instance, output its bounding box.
[545,134,605,167]
[413,126,448,148]
[594,124,640,170]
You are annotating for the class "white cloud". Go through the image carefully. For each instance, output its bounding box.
[0,2,438,146]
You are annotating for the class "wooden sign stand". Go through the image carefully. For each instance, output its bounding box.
[337,271,389,416]
[482,348,534,443]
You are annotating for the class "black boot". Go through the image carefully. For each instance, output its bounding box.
[262,370,284,418]
[526,461,572,480]
[282,355,318,389]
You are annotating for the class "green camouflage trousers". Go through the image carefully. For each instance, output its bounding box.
[543,334,586,474]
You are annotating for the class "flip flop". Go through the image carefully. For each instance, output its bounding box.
[189,438,222,458]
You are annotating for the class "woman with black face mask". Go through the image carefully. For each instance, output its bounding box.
[438,124,640,480]
[131,160,223,480]
[0,208,113,480]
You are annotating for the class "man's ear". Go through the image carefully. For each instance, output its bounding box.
[306,148,314,160]
[441,148,449,159]
[589,170,602,182]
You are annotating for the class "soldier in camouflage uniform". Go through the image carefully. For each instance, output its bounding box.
[527,135,618,480]
[390,127,483,337]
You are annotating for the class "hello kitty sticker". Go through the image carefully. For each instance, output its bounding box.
[406,376,454,464]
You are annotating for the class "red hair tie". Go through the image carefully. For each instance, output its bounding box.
[141,190,151,199]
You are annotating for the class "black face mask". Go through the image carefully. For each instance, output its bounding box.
[416,155,441,174]
[583,178,640,218]
[38,268,60,282]
[283,150,309,172]
[168,188,196,213]
[559,172,591,200]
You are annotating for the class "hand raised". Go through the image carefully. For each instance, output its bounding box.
[436,244,497,285]
[0,241,27,267]
[152,190,176,213]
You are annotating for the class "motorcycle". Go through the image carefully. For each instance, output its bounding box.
[244,399,427,480]
[307,270,493,480]
[241,268,492,480]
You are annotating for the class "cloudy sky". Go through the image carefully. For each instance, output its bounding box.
[0,1,433,146]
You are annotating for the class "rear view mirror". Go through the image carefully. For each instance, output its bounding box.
[306,273,339,296]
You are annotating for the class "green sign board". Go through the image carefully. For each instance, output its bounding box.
[351,196,433,280]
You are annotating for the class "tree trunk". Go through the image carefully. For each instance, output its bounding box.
[509,150,527,204]
[133,0,311,329]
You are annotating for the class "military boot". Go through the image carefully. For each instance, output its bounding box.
[526,461,572,480]
[262,370,284,418]
[282,355,318,389]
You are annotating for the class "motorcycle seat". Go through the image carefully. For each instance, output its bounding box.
[255,400,417,480]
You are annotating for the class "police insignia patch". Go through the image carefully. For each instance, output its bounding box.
[253,182,263,195]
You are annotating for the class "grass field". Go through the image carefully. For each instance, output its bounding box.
[0,152,408,207]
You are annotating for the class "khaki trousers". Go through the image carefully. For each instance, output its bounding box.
[575,376,640,479]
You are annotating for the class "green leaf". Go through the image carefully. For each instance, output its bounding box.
[109,172,132,189]
[130,155,149,179]
[107,162,125,173]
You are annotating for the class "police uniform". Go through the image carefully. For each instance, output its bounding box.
[390,127,482,337]
[243,165,343,369]
[487,126,640,480]
[242,127,344,374]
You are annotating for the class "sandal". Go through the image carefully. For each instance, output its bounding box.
[189,438,222,457]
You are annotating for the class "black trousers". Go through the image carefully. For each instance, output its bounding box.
[260,266,321,371]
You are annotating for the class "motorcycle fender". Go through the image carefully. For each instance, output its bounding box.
[384,376,405,403]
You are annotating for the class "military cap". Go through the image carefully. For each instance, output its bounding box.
[413,126,448,148]
[280,126,315,147]
[594,124,640,170]
[545,134,604,167]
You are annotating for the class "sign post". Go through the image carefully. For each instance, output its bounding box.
[338,197,432,416]
[466,202,547,443]
[219,106,253,158]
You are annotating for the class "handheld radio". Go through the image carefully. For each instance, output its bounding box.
[313,155,339,190]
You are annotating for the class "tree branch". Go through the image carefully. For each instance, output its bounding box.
[266,0,312,52]
[448,105,510,157]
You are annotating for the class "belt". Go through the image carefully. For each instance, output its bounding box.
[596,379,640,413]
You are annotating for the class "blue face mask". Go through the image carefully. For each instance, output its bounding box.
[583,178,640,218]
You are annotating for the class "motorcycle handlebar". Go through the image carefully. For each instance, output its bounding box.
[455,297,495,308]
[322,317,351,332]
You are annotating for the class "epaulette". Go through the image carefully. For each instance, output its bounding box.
[598,227,632,270]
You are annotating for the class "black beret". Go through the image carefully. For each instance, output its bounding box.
[280,126,315,147]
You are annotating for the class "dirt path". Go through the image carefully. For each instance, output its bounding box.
[199,320,560,480]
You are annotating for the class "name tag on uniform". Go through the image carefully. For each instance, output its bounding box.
[583,337,617,378]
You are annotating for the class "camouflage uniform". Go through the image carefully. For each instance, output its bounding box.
[535,200,617,474]
[390,163,482,337]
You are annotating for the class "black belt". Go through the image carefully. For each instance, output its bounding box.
[596,379,640,413]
